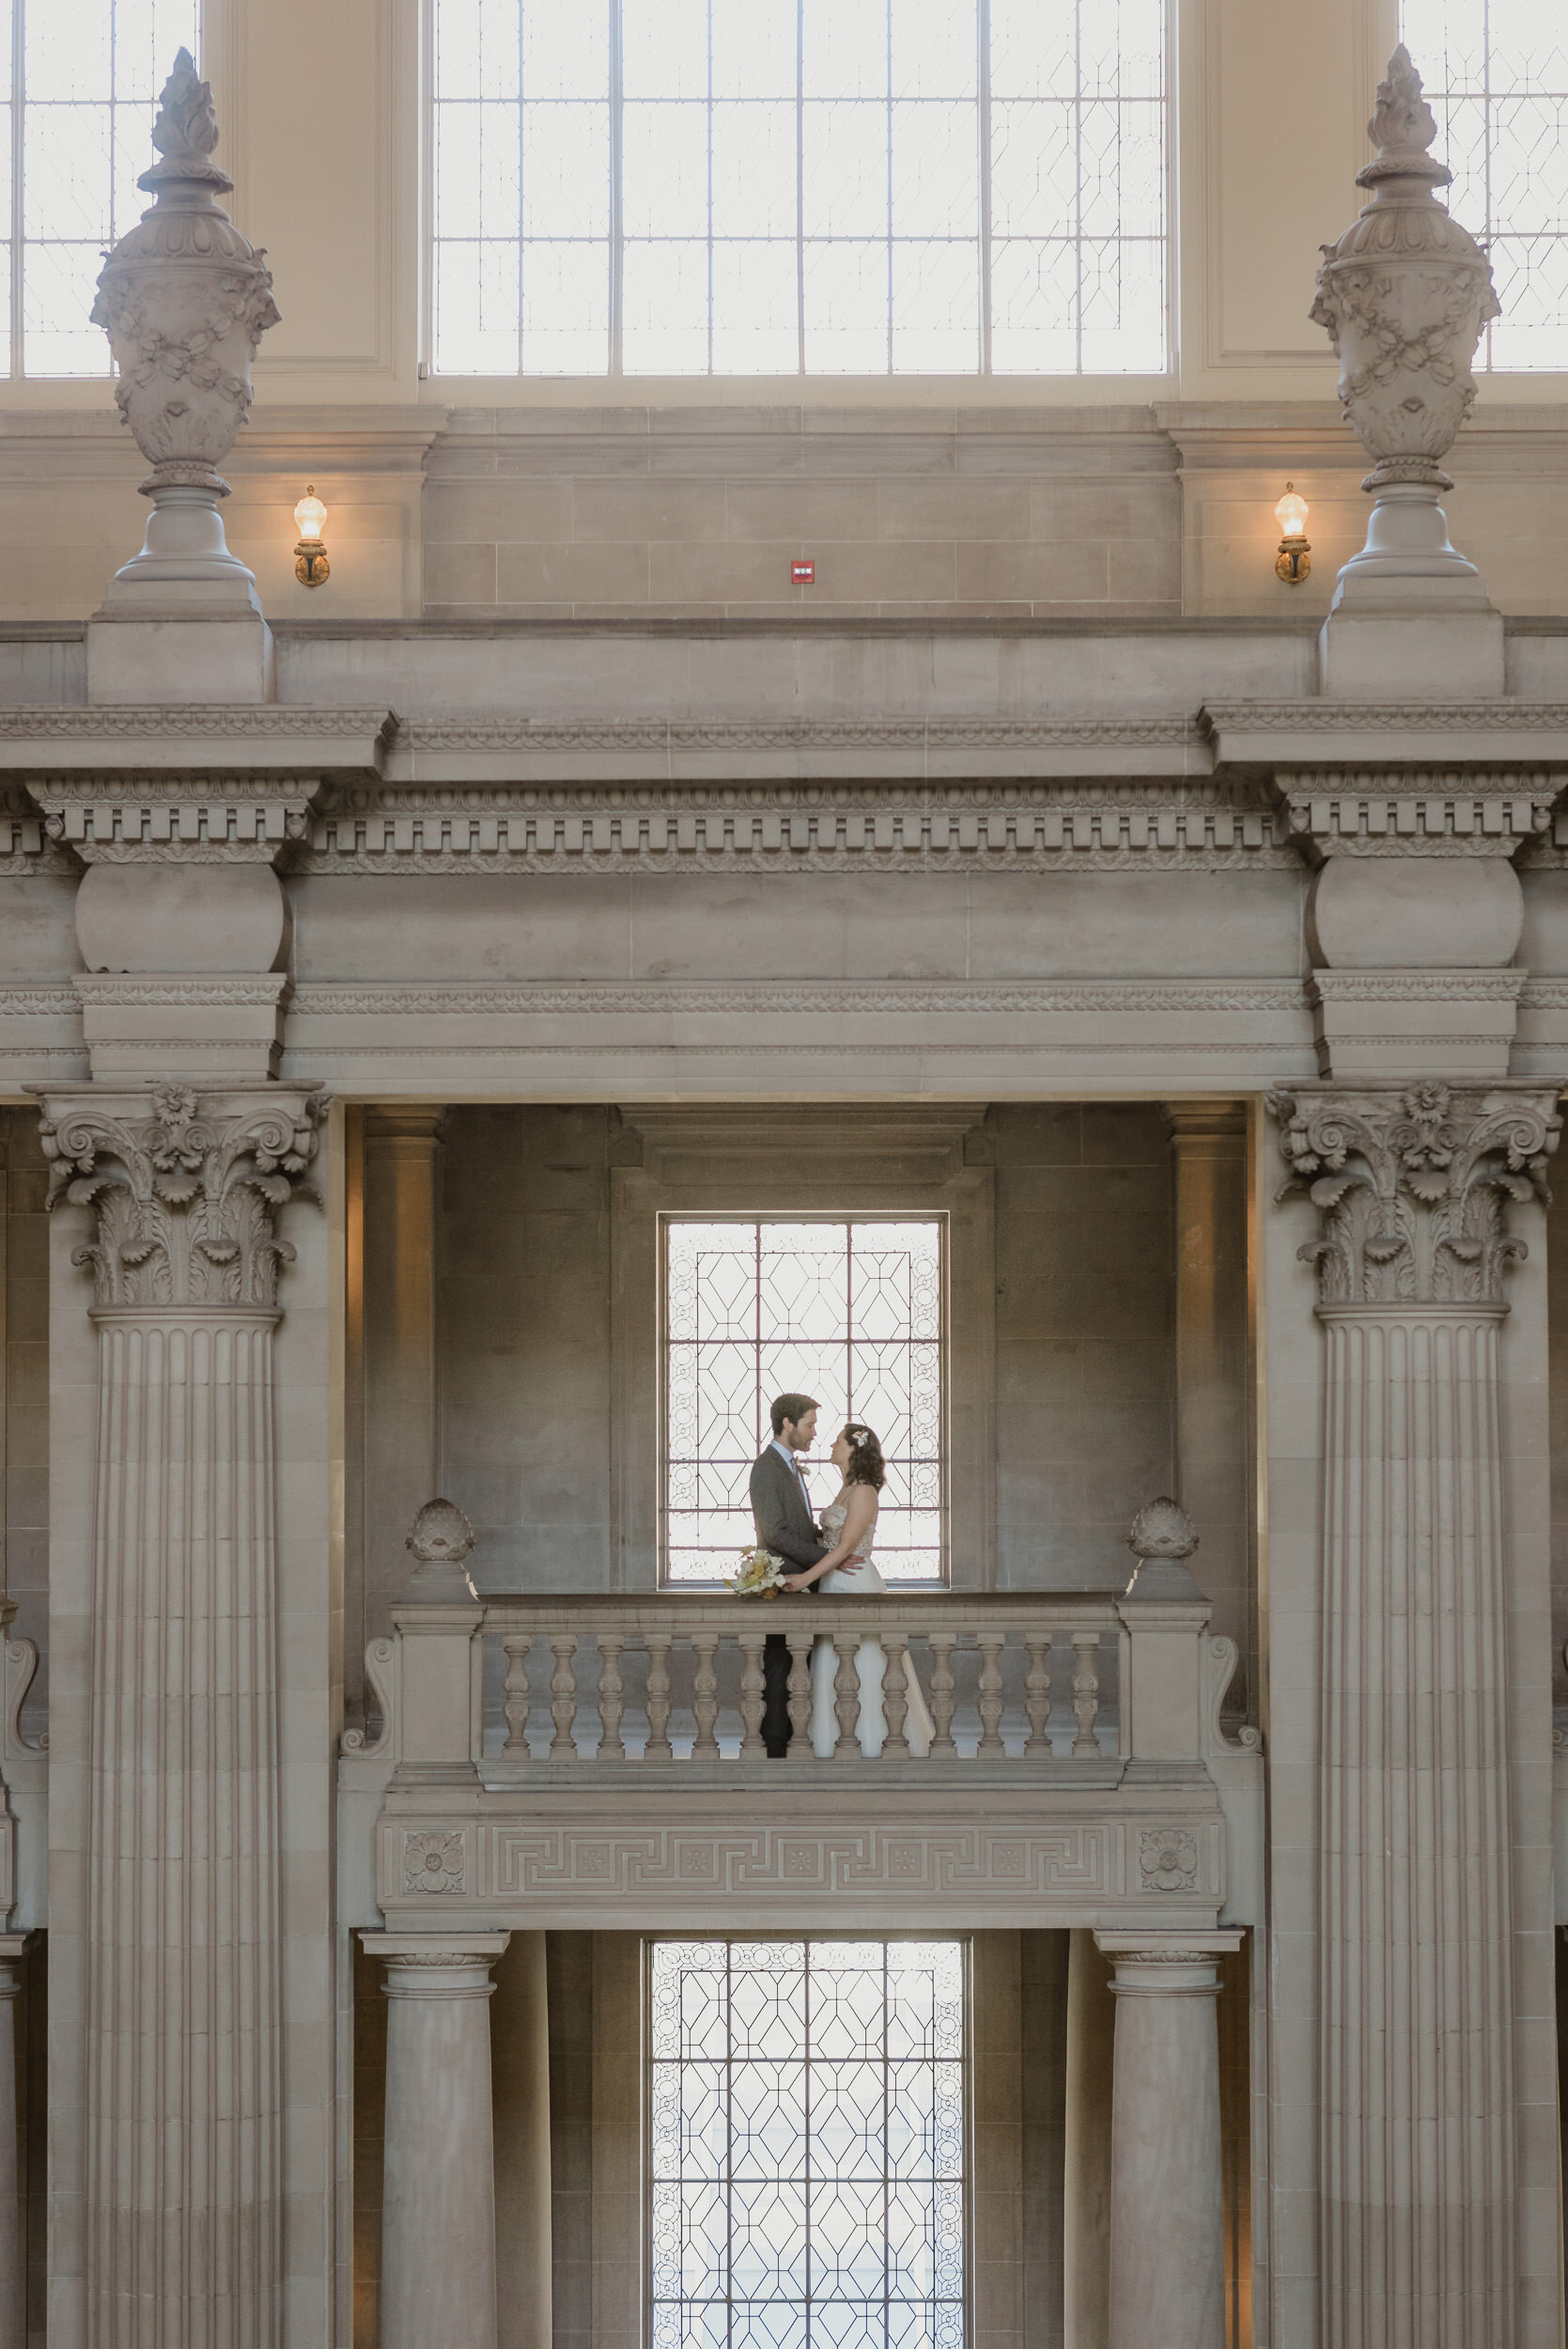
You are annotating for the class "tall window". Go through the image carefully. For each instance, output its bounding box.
[651,1938,966,2349]
[0,0,201,377]
[429,0,1168,375]
[663,1218,943,1585]
[1401,0,1568,368]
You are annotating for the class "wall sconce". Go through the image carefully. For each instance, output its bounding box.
[293,485,329,587]
[1274,482,1311,584]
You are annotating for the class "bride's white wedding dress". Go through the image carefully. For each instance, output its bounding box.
[809,1497,935,1757]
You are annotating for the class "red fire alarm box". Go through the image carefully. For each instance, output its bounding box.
[791,559,815,585]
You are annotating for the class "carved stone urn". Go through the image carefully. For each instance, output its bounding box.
[90,49,280,603]
[1311,46,1498,596]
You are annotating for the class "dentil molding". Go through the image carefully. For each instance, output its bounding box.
[1269,1081,1561,1304]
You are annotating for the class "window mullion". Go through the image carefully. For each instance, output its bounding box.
[609,0,623,373]
[10,0,23,378]
[978,0,991,373]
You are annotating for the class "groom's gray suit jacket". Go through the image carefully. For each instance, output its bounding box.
[749,1446,828,1574]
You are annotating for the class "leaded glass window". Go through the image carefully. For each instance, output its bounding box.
[1400,0,1568,368]
[0,0,201,377]
[651,1938,966,2349]
[663,1218,944,1585]
[429,0,1168,375]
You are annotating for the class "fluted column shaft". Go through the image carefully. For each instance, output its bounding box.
[370,1936,510,2349]
[1319,1300,1514,2348]
[86,1308,282,2349]
[1269,1081,1560,2349]
[39,1082,324,2349]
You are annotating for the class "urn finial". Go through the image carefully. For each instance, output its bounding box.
[1309,47,1503,695]
[87,49,281,665]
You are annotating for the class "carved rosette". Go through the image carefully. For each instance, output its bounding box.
[90,50,279,498]
[39,1081,324,1309]
[1268,1081,1560,1305]
[1310,46,1498,492]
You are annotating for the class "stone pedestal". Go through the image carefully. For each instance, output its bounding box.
[38,1084,322,2349]
[1272,1081,1561,2349]
[367,1935,511,2349]
[1094,1932,1242,2349]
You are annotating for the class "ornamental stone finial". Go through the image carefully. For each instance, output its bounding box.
[1311,48,1503,695]
[1124,1497,1204,1602]
[87,51,281,698]
[404,1498,480,1603]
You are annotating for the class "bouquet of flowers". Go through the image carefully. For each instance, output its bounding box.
[723,1545,787,1599]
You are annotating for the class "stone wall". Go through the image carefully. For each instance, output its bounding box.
[430,1101,1173,1595]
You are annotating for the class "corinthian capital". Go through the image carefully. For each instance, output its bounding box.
[1268,1081,1560,1305]
[38,1082,325,1310]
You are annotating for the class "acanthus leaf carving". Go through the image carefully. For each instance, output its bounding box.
[39,1081,326,1310]
[1268,1081,1560,1305]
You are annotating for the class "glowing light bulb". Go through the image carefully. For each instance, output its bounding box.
[294,485,327,542]
[1275,482,1309,539]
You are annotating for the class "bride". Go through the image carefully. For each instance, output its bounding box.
[781,1422,934,1758]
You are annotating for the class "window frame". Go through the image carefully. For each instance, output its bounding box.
[658,1210,950,1590]
[1397,0,1568,373]
[419,0,1176,381]
[645,1933,973,2349]
[1,0,205,381]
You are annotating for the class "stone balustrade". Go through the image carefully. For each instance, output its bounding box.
[483,1594,1127,1765]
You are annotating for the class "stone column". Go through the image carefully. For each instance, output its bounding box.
[1271,1081,1561,2349]
[1094,1932,1242,2349]
[38,1082,324,2349]
[1166,1101,1250,1711]
[367,1934,510,2349]
[362,1110,445,1653]
[0,1937,26,2349]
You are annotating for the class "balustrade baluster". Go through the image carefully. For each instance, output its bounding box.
[785,1630,815,1763]
[882,1633,911,1760]
[1071,1629,1101,1756]
[549,1634,580,1759]
[691,1630,721,1758]
[644,1632,674,1760]
[831,1631,860,1758]
[976,1631,1005,1755]
[737,1630,767,1759]
[1022,1632,1053,1756]
[597,1633,626,1760]
[502,1633,533,1755]
[928,1631,958,1757]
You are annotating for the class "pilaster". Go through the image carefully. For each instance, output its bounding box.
[1269,1079,1561,2349]
[361,1111,446,1653]
[38,1082,325,2349]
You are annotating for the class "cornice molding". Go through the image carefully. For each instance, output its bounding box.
[288,977,1307,1019]
[0,707,397,780]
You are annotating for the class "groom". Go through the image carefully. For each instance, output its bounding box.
[750,1392,828,1757]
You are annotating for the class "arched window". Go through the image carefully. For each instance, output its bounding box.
[0,0,201,377]
[429,0,1168,376]
[1401,0,1568,369]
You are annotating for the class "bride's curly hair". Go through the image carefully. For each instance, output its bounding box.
[841,1422,886,1489]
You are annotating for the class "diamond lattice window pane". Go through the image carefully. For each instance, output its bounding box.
[1401,0,1568,369]
[652,1941,966,2349]
[664,1218,945,1582]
